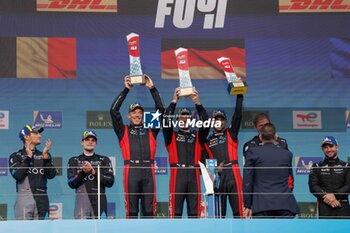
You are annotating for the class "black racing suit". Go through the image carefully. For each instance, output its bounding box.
[309,157,350,218]
[163,102,209,218]
[243,134,294,190]
[9,148,56,220]
[110,87,164,218]
[203,94,244,218]
[67,153,114,219]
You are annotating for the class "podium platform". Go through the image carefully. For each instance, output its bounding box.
[1,219,349,233]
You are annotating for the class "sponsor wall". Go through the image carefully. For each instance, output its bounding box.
[0,0,350,219]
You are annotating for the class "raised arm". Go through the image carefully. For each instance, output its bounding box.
[228,94,243,140]
[191,91,209,146]
[163,88,179,146]
[110,76,132,141]
[145,75,165,138]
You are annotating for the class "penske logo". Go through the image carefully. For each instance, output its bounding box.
[36,0,117,12]
[279,0,350,13]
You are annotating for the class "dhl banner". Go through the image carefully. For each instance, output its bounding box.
[37,0,117,12]
[279,0,350,13]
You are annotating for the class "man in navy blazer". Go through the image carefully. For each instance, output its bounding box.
[243,123,299,218]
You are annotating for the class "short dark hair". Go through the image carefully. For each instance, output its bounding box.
[253,113,270,127]
[260,123,276,141]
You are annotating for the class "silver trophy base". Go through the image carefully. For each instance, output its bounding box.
[130,75,145,85]
[179,86,195,98]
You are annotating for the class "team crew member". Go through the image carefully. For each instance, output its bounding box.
[110,75,164,218]
[243,113,288,157]
[309,136,350,219]
[243,123,299,218]
[163,88,209,218]
[203,94,244,218]
[9,125,56,220]
[242,113,293,190]
[67,130,114,219]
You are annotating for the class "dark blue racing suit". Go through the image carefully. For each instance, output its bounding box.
[9,148,56,220]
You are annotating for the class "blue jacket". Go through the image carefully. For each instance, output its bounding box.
[243,143,299,214]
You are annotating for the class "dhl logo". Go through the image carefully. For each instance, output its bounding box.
[37,0,117,13]
[279,0,350,12]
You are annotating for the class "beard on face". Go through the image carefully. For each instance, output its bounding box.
[326,151,337,159]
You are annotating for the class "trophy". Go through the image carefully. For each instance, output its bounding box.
[217,57,248,95]
[174,48,195,97]
[126,33,145,84]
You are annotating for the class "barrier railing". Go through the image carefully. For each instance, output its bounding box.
[1,164,349,220]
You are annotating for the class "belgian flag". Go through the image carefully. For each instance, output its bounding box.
[161,39,246,79]
[0,37,76,78]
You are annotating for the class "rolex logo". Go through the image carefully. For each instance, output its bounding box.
[87,111,112,129]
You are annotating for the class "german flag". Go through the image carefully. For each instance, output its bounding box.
[0,37,76,78]
[161,39,246,79]
[330,38,350,79]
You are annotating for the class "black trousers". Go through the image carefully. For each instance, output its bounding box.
[217,169,243,218]
[253,210,296,219]
[169,168,201,218]
[318,201,350,219]
[124,165,156,218]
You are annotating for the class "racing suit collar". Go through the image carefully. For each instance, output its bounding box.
[21,147,38,154]
[179,128,193,134]
[130,124,144,130]
[213,131,225,137]
[83,152,95,157]
[324,156,339,163]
